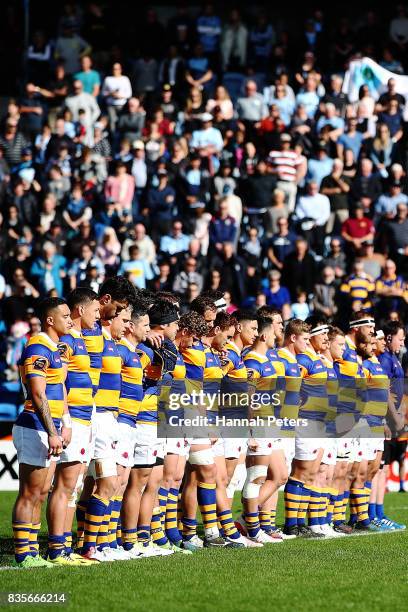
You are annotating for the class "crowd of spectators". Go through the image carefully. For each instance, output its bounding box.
[1,2,408,379]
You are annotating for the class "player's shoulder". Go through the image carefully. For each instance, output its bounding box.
[82,320,102,337]
[24,333,56,357]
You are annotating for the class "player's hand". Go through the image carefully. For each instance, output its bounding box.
[209,437,218,444]
[61,426,72,448]
[48,434,63,457]
[147,329,164,348]
[248,438,259,451]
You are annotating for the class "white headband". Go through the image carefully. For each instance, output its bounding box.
[310,324,329,337]
[376,330,385,339]
[349,317,375,329]
[214,298,227,311]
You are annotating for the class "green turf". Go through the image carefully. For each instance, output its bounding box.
[0,491,407,612]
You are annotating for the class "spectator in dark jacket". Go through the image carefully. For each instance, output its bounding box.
[350,158,382,213]
[209,199,237,256]
[282,237,316,299]
[144,169,176,238]
[212,242,246,303]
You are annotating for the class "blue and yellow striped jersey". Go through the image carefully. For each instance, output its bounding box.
[297,350,328,422]
[17,333,65,431]
[376,274,408,310]
[276,347,301,424]
[340,274,375,310]
[362,356,388,433]
[93,327,122,413]
[161,350,186,424]
[320,355,338,434]
[334,336,365,418]
[220,341,248,418]
[244,350,279,418]
[182,340,206,392]
[116,338,144,426]
[59,329,93,424]
[203,347,223,421]
[82,320,103,394]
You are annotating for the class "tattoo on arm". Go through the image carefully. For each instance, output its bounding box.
[36,392,58,436]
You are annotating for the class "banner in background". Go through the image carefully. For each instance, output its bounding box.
[0,440,19,491]
[342,56,408,118]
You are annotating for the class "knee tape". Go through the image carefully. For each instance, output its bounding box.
[226,463,247,499]
[88,458,117,480]
[68,472,84,508]
[188,448,214,466]
[243,465,267,499]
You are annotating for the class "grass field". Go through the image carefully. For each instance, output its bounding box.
[0,491,407,612]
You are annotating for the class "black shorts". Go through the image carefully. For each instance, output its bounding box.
[382,439,407,466]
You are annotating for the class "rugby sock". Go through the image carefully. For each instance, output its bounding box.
[326,489,338,525]
[297,484,311,527]
[350,488,369,526]
[108,496,122,549]
[376,503,385,520]
[320,488,330,525]
[341,490,350,523]
[165,488,182,544]
[182,517,197,540]
[117,519,122,547]
[64,531,73,555]
[218,509,240,539]
[284,478,303,527]
[245,512,260,538]
[29,522,41,556]
[13,521,32,563]
[368,503,376,521]
[358,482,371,526]
[307,486,321,527]
[158,486,168,518]
[47,535,66,560]
[270,509,277,530]
[82,494,109,553]
[122,528,137,551]
[76,502,86,548]
[137,525,151,546]
[259,510,272,533]
[197,482,218,538]
[400,479,405,492]
[97,500,112,549]
[177,493,183,531]
[333,492,344,525]
[151,507,168,546]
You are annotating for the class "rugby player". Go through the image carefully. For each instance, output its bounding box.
[12,298,73,567]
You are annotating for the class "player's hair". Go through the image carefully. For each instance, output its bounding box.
[257,306,281,320]
[129,301,148,323]
[257,316,273,336]
[327,325,345,341]
[285,319,311,338]
[157,291,181,308]
[201,289,225,302]
[214,311,237,331]
[305,314,328,329]
[38,297,67,324]
[148,298,179,326]
[234,309,258,323]
[349,310,369,324]
[190,296,217,315]
[66,287,98,311]
[178,311,208,337]
[383,320,405,339]
[134,288,156,309]
[98,276,136,304]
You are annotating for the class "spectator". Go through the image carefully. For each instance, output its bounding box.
[173,257,204,294]
[249,13,275,72]
[266,216,297,270]
[68,243,104,289]
[196,3,222,61]
[121,223,156,266]
[340,259,375,312]
[375,259,408,319]
[263,270,291,320]
[30,241,66,296]
[0,120,30,166]
[209,199,237,256]
[102,63,132,132]
[117,244,154,290]
[266,189,289,236]
[236,80,268,139]
[268,133,304,213]
[385,202,408,265]
[104,162,135,218]
[377,78,406,112]
[117,98,146,143]
[295,181,330,255]
[375,181,408,220]
[54,20,91,74]
[282,237,316,299]
[160,220,190,262]
[220,9,248,71]
[337,116,364,161]
[206,86,234,121]
[145,169,176,237]
[291,288,310,320]
[377,98,403,141]
[313,266,338,319]
[185,44,213,91]
[341,202,375,255]
[211,242,246,304]
[65,80,100,143]
[316,103,345,140]
[366,123,397,177]
[74,55,100,96]
[306,141,334,188]
[350,158,382,213]
[360,239,385,279]
[295,75,320,119]
[320,158,351,234]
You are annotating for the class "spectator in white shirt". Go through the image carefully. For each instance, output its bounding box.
[295,181,330,255]
[65,80,100,144]
[102,63,132,132]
